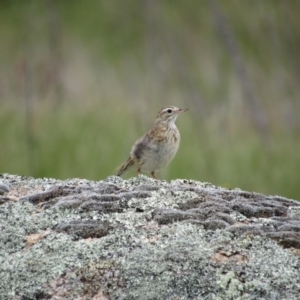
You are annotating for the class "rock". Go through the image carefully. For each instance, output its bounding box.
[0,173,299,299]
[0,183,10,194]
[19,185,74,205]
[56,220,110,239]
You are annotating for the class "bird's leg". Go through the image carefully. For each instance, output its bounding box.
[137,169,141,176]
[151,171,159,180]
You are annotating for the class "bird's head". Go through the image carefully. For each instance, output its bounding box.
[155,106,188,125]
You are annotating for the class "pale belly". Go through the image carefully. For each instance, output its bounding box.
[139,140,180,172]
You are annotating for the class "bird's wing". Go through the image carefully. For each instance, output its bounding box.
[130,124,169,160]
[131,134,152,160]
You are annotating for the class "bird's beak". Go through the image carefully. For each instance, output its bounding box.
[178,108,188,113]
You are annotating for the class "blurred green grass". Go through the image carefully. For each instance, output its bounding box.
[1,103,299,200]
[0,1,300,200]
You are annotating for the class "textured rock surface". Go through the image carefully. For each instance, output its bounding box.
[0,173,300,300]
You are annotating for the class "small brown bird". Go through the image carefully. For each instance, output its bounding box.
[116,106,188,179]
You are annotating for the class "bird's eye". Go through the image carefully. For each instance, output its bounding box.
[167,109,172,113]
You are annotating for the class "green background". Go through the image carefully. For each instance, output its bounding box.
[1,1,299,200]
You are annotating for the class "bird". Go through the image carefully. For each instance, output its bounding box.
[116,106,188,179]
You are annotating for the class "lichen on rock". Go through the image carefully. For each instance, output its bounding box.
[0,173,300,299]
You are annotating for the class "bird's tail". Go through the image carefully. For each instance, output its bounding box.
[116,157,135,176]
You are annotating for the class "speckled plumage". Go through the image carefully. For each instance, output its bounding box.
[116,106,187,179]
